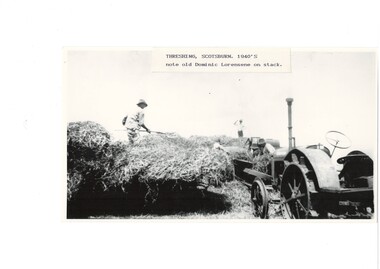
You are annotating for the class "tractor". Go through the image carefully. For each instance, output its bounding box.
[233,98,374,219]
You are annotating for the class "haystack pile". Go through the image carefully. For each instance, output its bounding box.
[189,135,245,148]
[114,135,234,186]
[67,121,111,201]
[67,121,247,208]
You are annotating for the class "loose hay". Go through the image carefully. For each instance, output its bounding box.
[105,135,236,202]
[251,154,271,174]
[67,121,111,201]
[189,135,246,148]
[67,122,240,210]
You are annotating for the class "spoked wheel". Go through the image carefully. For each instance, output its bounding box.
[280,164,311,219]
[251,178,269,219]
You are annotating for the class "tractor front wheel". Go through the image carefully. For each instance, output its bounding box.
[251,178,269,219]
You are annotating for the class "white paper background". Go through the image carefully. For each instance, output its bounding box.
[0,1,378,269]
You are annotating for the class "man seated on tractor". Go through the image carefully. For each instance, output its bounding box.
[245,137,276,157]
[256,138,276,156]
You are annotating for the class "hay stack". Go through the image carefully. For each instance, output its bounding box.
[105,135,235,200]
[67,121,111,201]
[67,122,244,206]
[189,135,246,148]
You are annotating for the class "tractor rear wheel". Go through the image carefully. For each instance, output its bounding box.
[280,164,311,219]
[251,178,269,219]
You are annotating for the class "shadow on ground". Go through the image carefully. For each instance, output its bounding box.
[67,182,232,219]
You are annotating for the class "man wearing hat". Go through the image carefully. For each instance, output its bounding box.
[248,138,275,157]
[256,138,275,156]
[124,99,151,144]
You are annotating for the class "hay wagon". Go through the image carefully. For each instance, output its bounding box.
[233,98,374,219]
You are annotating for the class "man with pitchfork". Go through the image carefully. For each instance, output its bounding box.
[123,99,151,144]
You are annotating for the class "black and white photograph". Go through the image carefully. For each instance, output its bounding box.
[2,1,379,269]
[65,48,376,220]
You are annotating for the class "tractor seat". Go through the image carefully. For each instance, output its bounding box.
[338,151,373,188]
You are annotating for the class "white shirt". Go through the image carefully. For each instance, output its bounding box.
[125,107,145,129]
[234,121,244,131]
[264,143,275,155]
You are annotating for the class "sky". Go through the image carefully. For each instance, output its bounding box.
[65,49,377,164]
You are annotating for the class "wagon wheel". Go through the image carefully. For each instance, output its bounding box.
[280,164,311,219]
[251,178,269,219]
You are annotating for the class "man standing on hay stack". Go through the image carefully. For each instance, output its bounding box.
[234,119,245,138]
[123,99,151,144]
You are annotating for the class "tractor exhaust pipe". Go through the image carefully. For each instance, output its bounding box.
[286,98,294,149]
